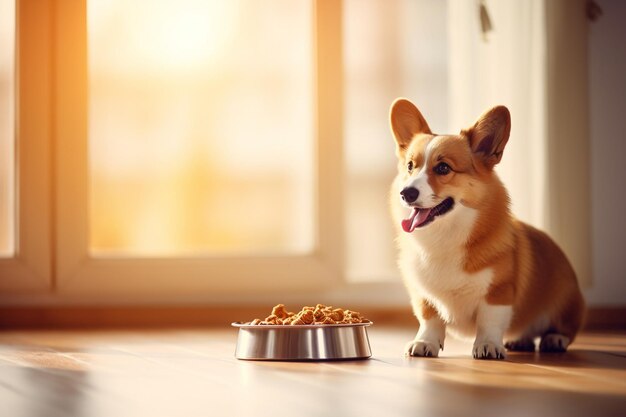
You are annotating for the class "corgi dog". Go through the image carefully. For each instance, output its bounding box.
[389,98,585,359]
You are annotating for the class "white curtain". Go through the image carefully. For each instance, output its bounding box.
[447,0,591,285]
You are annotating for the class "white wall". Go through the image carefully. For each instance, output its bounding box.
[585,0,626,306]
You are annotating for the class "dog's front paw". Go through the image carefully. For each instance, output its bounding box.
[405,340,441,357]
[472,342,507,360]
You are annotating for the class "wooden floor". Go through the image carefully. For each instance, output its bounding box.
[0,327,625,417]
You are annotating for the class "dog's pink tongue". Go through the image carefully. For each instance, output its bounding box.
[401,209,418,233]
[401,208,432,233]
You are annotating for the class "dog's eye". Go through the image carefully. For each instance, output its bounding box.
[433,162,451,175]
[407,161,414,172]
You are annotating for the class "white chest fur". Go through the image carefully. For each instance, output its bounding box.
[396,204,494,338]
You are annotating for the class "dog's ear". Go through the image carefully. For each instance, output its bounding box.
[390,98,431,151]
[464,105,511,170]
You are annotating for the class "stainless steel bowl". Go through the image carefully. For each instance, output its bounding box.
[232,322,372,361]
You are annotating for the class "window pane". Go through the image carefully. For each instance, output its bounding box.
[343,0,448,281]
[88,0,314,256]
[0,0,15,257]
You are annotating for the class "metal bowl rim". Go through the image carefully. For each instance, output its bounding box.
[231,321,373,329]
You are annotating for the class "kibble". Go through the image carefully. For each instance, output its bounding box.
[246,304,370,325]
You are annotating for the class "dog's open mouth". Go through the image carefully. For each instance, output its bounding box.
[401,197,455,233]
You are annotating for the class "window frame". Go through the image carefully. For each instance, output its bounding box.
[0,0,52,293]
[50,0,345,299]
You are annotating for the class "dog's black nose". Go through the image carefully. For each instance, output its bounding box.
[400,187,419,203]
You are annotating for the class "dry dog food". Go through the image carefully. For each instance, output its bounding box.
[247,304,370,325]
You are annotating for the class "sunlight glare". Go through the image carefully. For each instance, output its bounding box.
[89,0,238,75]
[135,0,237,72]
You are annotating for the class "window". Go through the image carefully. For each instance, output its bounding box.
[2,0,449,300]
[88,0,314,256]
[51,0,341,298]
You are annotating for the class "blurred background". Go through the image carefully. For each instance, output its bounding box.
[0,0,624,318]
